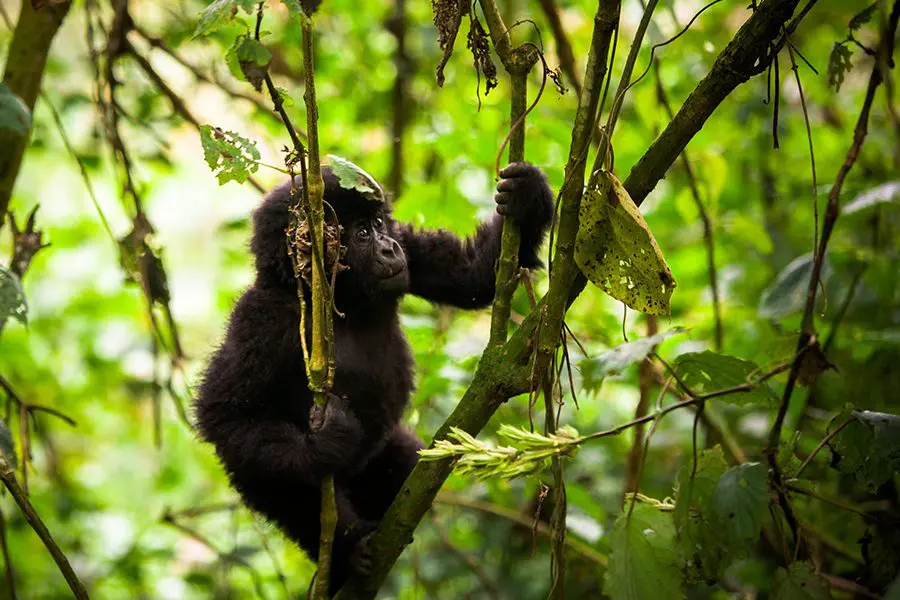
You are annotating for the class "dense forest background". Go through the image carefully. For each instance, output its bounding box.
[0,0,899,598]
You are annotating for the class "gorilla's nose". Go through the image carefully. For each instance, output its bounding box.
[380,238,403,260]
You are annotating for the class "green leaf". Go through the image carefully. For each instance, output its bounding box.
[225,36,272,91]
[827,42,853,92]
[0,266,27,325]
[829,409,900,492]
[843,181,900,214]
[771,562,832,600]
[575,171,677,315]
[327,155,385,203]
[0,83,31,136]
[759,253,830,320]
[712,463,769,547]
[199,125,261,185]
[193,0,257,38]
[674,447,729,582]
[673,351,778,407]
[862,525,900,589]
[604,503,684,600]
[580,328,686,390]
[0,418,16,470]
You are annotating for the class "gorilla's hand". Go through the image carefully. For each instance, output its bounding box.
[494,162,554,226]
[309,394,363,470]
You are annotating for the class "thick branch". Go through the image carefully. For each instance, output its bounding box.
[0,1,72,227]
[339,0,806,596]
[623,0,801,205]
[334,3,620,597]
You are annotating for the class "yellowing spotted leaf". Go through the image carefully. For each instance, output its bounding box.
[575,170,676,315]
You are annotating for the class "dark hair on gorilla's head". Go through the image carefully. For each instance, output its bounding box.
[250,168,384,290]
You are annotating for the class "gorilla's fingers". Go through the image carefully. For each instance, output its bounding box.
[496,177,524,192]
[499,161,534,178]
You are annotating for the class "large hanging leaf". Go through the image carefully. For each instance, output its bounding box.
[0,418,16,471]
[580,327,686,390]
[0,266,28,325]
[0,83,31,136]
[604,503,684,600]
[673,350,778,407]
[575,170,676,315]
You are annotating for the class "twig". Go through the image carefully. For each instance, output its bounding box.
[430,515,502,599]
[767,0,899,500]
[161,511,268,599]
[435,493,607,566]
[0,460,88,599]
[537,0,581,95]
[794,415,855,479]
[0,505,16,600]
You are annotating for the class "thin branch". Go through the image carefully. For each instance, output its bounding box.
[0,461,88,599]
[794,415,854,479]
[435,493,607,566]
[430,515,502,599]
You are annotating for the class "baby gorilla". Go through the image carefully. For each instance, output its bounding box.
[195,162,554,593]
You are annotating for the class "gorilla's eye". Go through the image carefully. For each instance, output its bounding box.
[356,226,371,240]
[373,217,385,230]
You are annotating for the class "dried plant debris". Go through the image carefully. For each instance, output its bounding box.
[467,14,497,96]
[286,204,345,285]
[433,0,467,86]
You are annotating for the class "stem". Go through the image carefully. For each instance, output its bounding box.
[480,0,539,346]
[0,461,88,599]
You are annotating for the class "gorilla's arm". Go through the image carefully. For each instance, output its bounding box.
[394,162,554,309]
[195,288,363,483]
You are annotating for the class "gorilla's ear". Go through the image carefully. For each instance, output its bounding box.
[251,180,297,288]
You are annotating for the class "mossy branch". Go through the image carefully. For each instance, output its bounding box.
[336,0,804,596]
[0,1,72,227]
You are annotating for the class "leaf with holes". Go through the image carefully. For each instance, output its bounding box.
[604,503,683,600]
[200,125,261,185]
[673,351,777,407]
[827,42,853,91]
[575,171,677,315]
[712,463,770,547]
[0,266,27,325]
[0,83,31,136]
[327,155,384,203]
[771,561,832,600]
[0,418,16,471]
[580,328,686,391]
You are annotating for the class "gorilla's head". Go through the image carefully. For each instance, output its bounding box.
[251,167,409,311]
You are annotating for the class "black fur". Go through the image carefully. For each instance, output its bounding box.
[194,162,554,593]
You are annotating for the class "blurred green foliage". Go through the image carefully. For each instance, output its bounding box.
[1,0,899,598]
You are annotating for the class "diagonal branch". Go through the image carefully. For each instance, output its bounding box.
[337,1,806,597]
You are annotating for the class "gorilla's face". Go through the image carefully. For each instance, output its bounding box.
[342,211,409,298]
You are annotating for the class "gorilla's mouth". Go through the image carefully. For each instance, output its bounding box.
[380,264,407,280]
